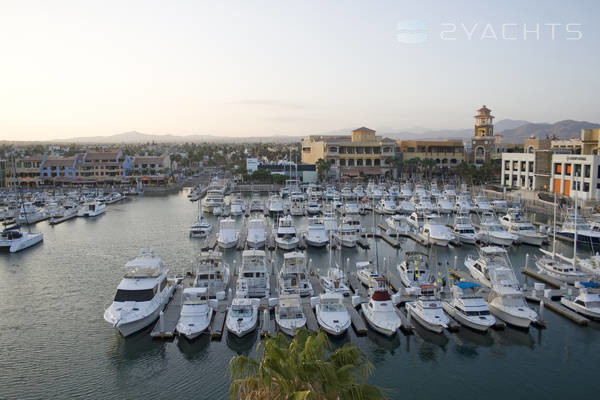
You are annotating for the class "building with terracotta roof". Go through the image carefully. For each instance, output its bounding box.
[76,149,124,183]
[40,155,81,185]
[301,127,396,179]
[123,154,171,184]
[396,139,466,168]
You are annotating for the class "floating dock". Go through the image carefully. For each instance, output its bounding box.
[210,308,227,339]
[521,268,563,288]
[525,293,589,326]
[49,212,78,225]
[346,303,367,335]
[302,302,319,332]
[151,285,183,338]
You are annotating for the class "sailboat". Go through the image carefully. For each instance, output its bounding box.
[189,199,213,238]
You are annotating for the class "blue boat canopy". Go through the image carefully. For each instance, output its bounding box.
[579,281,599,288]
[455,281,480,289]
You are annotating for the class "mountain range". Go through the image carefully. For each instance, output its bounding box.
[49,119,600,144]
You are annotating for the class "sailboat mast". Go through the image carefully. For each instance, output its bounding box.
[552,192,556,257]
[573,174,579,267]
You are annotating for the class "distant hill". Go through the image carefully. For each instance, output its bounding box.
[499,120,600,143]
[55,131,302,144]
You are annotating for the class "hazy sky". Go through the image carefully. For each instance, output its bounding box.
[1,0,598,140]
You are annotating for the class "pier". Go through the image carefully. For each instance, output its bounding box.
[151,285,183,339]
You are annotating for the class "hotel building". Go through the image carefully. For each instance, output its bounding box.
[396,139,466,168]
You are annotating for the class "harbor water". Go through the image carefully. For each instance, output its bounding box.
[1,192,598,399]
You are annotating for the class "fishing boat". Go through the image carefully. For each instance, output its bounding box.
[104,249,173,337]
[236,249,270,298]
[417,214,454,247]
[360,277,401,336]
[315,292,351,336]
[278,251,314,297]
[229,194,245,216]
[385,214,411,235]
[246,217,266,249]
[486,266,539,328]
[377,195,397,214]
[217,218,239,249]
[249,193,264,212]
[477,212,518,246]
[490,199,508,214]
[560,282,600,320]
[397,251,434,290]
[193,251,231,297]
[500,209,545,246]
[334,215,361,248]
[464,246,512,288]
[275,294,306,336]
[474,195,493,213]
[267,194,284,217]
[303,217,329,248]
[226,297,260,337]
[274,215,299,250]
[176,287,213,340]
[452,213,478,244]
[442,281,496,332]
[406,284,449,334]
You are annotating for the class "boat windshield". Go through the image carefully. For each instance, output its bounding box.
[584,301,600,308]
[114,289,155,302]
[321,302,345,312]
[231,306,253,317]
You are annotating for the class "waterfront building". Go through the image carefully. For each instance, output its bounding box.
[40,155,81,185]
[396,139,466,168]
[551,128,600,155]
[6,155,45,188]
[123,154,171,185]
[550,154,600,201]
[301,127,396,179]
[471,105,496,165]
[501,151,552,191]
[76,149,124,184]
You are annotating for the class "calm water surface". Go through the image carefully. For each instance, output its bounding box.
[1,192,598,399]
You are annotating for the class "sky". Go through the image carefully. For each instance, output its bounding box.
[0,0,598,140]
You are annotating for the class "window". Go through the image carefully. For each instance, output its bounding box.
[356,159,363,166]
[504,161,510,170]
[555,163,562,174]
[407,147,415,153]
[575,164,581,177]
[521,161,526,172]
[584,182,590,192]
[365,159,372,166]
[340,159,346,166]
[585,164,590,178]
[374,159,380,166]
[114,289,155,302]
[566,164,572,176]
[528,162,534,173]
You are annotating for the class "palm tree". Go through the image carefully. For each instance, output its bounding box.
[315,158,333,182]
[229,329,386,400]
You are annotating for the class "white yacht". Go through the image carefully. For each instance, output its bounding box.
[477,212,518,246]
[275,294,306,336]
[400,183,413,200]
[194,251,231,297]
[305,197,321,215]
[268,194,284,217]
[217,218,239,249]
[535,255,589,284]
[0,226,43,253]
[361,277,402,336]
[500,209,546,246]
[289,195,305,216]
[104,249,173,337]
[303,217,329,248]
[16,202,47,224]
[319,265,351,296]
[442,282,496,332]
[490,199,508,214]
[246,217,266,249]
[176,287,213,340]
[411,194,434,214]
[436,196,454,214]
[406,284,449,334]
[556,211,600,246]
[278,251,314,297]
[236,249,270,298]
[385,214,411,235]
[340,186,354,200]
[418,214,454,247]
[77,200,106,217]
[229,194,245,216]
[397,251,435,290]
[322,209,338,234]
[249,193,264,212]
[464,246,511,287]
[356,260,380,287]
[452,213,478,244]
[560,282,600,320]
[315,292,351,336]
[342,201,361,215]
[378,196,397,214]
[274,215,299,250]
[455,194,473,213]
[189,216,213,238]
[407,212,426,230]
[226,297,260,337]
[396,200,415,215]
[474,195,493,213]
[202,187,225,214]
[486,266,538,328]
[334,215,361,248]
[579,255,600,279]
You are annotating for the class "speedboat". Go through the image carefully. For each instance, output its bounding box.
[77,200,106,217]
[303,217,329,248]
[397,251,435,290]
[275,294,306,336]
[246,217,266,248]
[236,249,270,298]
[406,284,449,334]
[418,214,454,247]
[464,246,511,287]
[226,297,260,337]
[217,218,239,249]
[319,265,351,296]
[268,194,284,217]
[452,213,478,244]
[275,215,299,250]
[194,251,231,297]
[411,194,433,214]
[356,260,380,287]
[560,282,600,320]
[486,266,538,328]
[500,209,546,246]
[0,226,43,253]
[442,282,496,332]
[315,292,351,336]
[474,195,493,213]
[385,214,411,235]
[477,212,518,246]
[104,249,173,337]
[176,287,213,340]
[361,277,401,336]
[278,251,314,296]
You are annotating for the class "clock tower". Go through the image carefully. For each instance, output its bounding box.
[471,105,495,165]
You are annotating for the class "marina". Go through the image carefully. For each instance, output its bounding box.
[2,187,600,400]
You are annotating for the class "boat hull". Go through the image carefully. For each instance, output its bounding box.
[442,302,493,332]
[406,304,446,334]
[487,304,532,328]
[560,298,600,320]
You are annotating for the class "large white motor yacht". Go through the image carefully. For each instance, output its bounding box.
[464,246,511,287]
[452,213,478,244]
[486,267,538,328]
[385,214,411,235]
[77,200,106,217]
[560,282,600,320]
[442,281,496,332]
[189,215,212,238]
[246,217,266,249]
[378,196,397,215]
[267,194,284,217]
[334,215,361,248]
[236,249,270,298]
[315,292,351,336]
[229,194,245,216]
[406,284,449,334]
[0,226,43,253]
[418,214,454,247]
[16,202,47,224]
[176,287,213,340]
[104,249,173,337]
[303,217,329,248]
[278,251,314,296]
[274,215,299,250]
[226,297,260,337]
[194,251,231,297]
[477,212,518,246]
[361,277,402,336]
[275,294,306,336]
[500,209,546,246]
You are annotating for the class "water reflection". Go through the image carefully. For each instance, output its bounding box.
[226,331,259,354]
[176,334,211,360]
